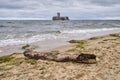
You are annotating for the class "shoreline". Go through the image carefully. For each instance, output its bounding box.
[0,31,120,56]
[46,32,120,53]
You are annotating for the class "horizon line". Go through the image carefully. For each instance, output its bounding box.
[0,18,120,20]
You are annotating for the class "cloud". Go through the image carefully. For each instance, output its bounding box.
[87,0,120,6]
[0,0,120,20]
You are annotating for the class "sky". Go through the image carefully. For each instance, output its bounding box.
[0,0,120,20]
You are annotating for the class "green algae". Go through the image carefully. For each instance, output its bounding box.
[109,34,120,37]
[21,44,30,49]
[0,55,13,63]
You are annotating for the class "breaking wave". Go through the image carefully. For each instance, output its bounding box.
[0,34,59,47]
[0,27,120,47]
[62,28,120,34]
[0,25,8,27]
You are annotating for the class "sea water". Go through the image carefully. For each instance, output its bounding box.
[0,20,120,55]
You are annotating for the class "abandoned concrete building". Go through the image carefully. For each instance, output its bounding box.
[52,12,69,20]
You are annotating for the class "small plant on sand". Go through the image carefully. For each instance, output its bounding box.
[69,40,87,49]
[0,52,37,66]
[89,37,98,40]
[69,40,86,43]
[0,55,13,63]
[76,40,87,49]
[66,48,77,52]
[103,38,118,41]
[76,44,85,49]
[68,40,79,43]
[9,58,25,65]
[25,58,37,65]
[7,58,37,65]
[109,34,120,37]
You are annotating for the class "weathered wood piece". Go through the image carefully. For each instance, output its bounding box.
[23,49,96,64]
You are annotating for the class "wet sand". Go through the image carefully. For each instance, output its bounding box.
[0,29,120,56]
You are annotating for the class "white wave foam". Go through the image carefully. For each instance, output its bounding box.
[62,28,120,34]
[0,50,2,53]
[0,34,58,47]
[0,28,120,47]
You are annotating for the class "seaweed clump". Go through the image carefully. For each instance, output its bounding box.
[68,40,87,50]
[89,37,99,40]
[0,55,13,63]
[109,34,120,37]
[22,44,30,49]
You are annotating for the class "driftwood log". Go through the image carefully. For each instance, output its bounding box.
[23,49,96,63]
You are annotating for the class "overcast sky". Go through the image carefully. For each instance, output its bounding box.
[0,0,120,20]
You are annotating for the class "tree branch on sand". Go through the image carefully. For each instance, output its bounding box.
[23,49,96,64]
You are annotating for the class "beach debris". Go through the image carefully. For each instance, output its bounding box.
[23,49,96,64]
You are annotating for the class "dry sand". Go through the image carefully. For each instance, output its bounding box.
[0,33,120,80]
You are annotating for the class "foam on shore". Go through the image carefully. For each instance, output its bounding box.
[0,28,120,47]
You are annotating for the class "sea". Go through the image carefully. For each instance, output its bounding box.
[0,20,120,56]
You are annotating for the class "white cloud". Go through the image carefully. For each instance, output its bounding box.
[0,0,120,20]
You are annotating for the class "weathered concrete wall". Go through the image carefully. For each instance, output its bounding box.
[52,16,69,20]
[52,12,69,20]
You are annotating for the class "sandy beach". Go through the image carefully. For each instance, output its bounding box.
[0,33,120,80]
[0,0,120,80]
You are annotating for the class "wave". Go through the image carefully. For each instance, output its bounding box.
[0,27,120,47]
[0,50,2,53]
[0,34,59,47]
[7,22,12,23]
[43,30,61,34]
[24,30,61,34]
[62,28,120,34]
[0,25,8,27]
